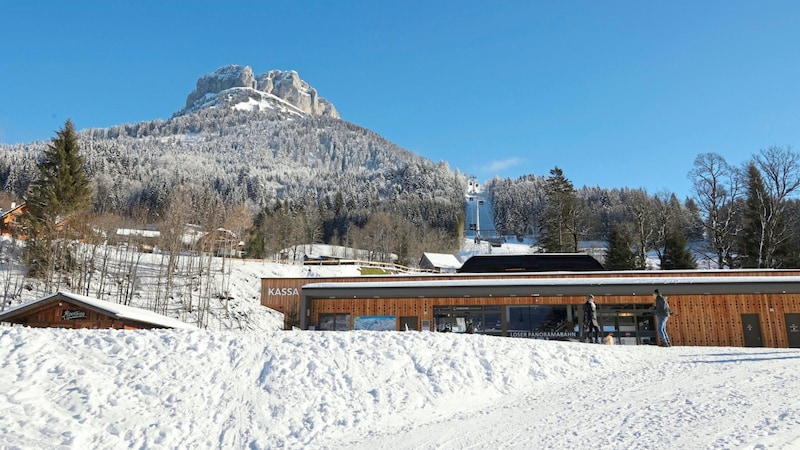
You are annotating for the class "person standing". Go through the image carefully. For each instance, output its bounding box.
[653,289,672,347]
[583,294,600,343]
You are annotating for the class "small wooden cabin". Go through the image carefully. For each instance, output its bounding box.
[419,252,462,273]
[0,291,195,330]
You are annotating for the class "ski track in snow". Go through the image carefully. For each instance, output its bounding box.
[332,344,800,450]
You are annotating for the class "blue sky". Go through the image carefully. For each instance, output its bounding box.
[2,1,800,199]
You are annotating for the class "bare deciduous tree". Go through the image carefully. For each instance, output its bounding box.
[743,146,800,267]
[625,189,657,267]
[159,185,196,311]
[689,153,744,268]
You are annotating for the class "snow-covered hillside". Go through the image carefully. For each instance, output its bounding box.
[0,238,362,331]
[1,327,798,449]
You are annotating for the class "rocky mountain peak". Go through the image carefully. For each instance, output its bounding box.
[175,65,339,119]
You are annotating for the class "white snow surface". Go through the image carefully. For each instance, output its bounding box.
[1,328,799,449]
[2,240,800,449]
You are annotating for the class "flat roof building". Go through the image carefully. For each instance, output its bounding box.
[262,268,800,348]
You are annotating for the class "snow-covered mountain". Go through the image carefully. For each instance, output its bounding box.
[174,65,339,119]
[0,65,466,223]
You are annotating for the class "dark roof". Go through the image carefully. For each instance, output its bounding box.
[457,254,605,273]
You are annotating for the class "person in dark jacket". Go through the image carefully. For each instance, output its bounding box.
[653,289,672,347]
[583,294,600,343]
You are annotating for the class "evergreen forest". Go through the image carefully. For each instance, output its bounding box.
[3,108,800,275]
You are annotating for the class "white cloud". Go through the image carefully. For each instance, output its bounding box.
[485,157,524,173]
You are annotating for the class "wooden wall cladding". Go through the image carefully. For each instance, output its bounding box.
[6,299,159,330]
[305,293,800,347]
[671,293,799,347]
[263,270,800,347]
[263,270,800,311]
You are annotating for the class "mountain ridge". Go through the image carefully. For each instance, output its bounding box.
[174,65,339,120]
[0,65,467,242]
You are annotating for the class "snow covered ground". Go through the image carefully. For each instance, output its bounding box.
[1,328,799,449]
[2,239,798,449]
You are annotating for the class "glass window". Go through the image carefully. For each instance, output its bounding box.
[433,306,501,335]
[506,305,576,340]
[318,314,350,331]
[483,312,502,334]
[335,314,350,330]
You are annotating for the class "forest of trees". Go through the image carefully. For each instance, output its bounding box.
[486,146,800,270]
[3,107,800,279]
[1,109,468,266]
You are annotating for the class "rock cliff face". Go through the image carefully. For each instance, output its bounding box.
[184,65,257,107]
[257,70,338,118]
[177,65,339,119]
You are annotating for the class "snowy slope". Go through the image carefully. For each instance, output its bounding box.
[0,328,798,449]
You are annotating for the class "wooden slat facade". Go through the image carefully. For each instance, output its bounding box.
[262,269,800,348]
[0,292,194,330]
[4,298,152,329]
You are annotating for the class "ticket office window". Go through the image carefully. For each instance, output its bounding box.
[433,306,502,335]
[318,313,351,331]
[506,305,578,340]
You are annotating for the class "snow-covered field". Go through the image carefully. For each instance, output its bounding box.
[2,239,798,449]
[1,327,799,449]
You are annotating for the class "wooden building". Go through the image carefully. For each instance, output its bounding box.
[195,228,245,258]
[0,291,196,330]
[1,202,72,240]
[262,269,800,348]
[0,202,27,239]
[418,252,462,273]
